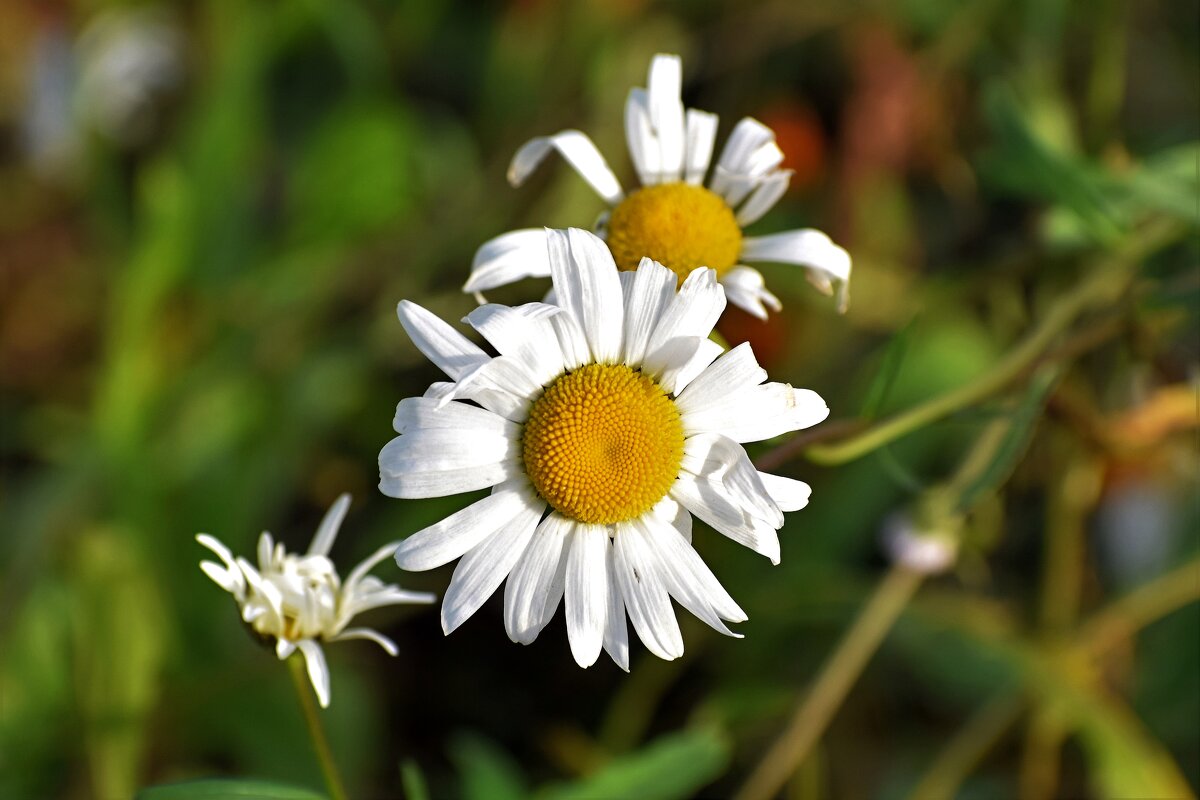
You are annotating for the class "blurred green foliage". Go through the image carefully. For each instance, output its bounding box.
[1,0,1197,798]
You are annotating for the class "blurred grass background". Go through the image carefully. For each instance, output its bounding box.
[1,0,1197,798]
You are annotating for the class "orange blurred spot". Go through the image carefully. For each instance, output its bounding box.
[717,304,789,369]
[757,103,827,191]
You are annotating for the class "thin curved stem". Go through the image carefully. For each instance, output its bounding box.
[1080,557,1200,656]
[905,692,1024,800]
[800,219,1182,466]
[287,654,349,800]
[734,565,924,800]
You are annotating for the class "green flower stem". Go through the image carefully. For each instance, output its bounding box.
[287,654,349,800]
[1080,556,1200,656]
[904,691,1025,800]
[738,385,1042,800]
[734,564,925,800]
[802,219,1183,467]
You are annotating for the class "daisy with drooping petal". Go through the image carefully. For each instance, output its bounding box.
[197,494,435,707]
[464,54,852,318]
[382,228,829,669]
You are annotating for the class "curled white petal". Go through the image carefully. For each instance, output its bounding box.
[509,130,624,205]
[741,229,853,312]
[464,229,553,295]
[720,267,782,321]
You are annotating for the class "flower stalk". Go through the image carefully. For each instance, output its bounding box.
[734,563,924,800]
[801,218,1184,467]
[287,654,349,800]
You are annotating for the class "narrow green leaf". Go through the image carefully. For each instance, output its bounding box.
[401,759,431,800]
[538,728,730,800]
[955,365,1061,512]
[980,83,1125,244]
[860,318,917,421]
[135,778,326,800]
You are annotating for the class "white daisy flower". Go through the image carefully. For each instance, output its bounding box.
[464,53,852,318]
[197,494,435,707]
[383,228,829,669]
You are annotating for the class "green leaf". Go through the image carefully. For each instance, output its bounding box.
[955,365,1060,512]
[400,759,431,800]
[979,83,1124,244]
[449,733,527,800]
[135,778,327,800]
[538,728,730,800]
[859,318,916,421]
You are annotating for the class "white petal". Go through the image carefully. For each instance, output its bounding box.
[740,229,853,312]
[379,462,517,499]
[547,308,591,371]
[644,267,726,357]
[675,343,767,414]
[736,170,792,226]
[624,88,658,187]
[297,640,332,708]
[602,542,630,671]
[612,523,684,660]
[379,427,517,474]
[441,490,543,634]
[669,338,725,396]
[257,532,273,571]
[684,108,719,185]
[341,585,437,619]
[465,303,566,385]
[635,334,719,397]
[394,486,536,571]
[640,515,747,634]
[621,258,677,365]
[671,475,781,564]
[440,356,542,421]
[564,524,610,668]
[683,384,830,443]
[199,560,242,595]
[546,228,625,364]
[720,267,782,320]
[680,433,782,528]
[237,558,285,623]
[196,533,237,569]
[393,397,516,437]
[509,130,624,205]
[329,627,399,656]
[758,472,812,512]
[308,494,351,558]
[344,541,414,593]
[709,117,781,200]
[646,54,685,183]
[651,496,693,543]
[397,300,488,381]
[464,229,553,295]
[504,513,571,644]
[276,639,296,660]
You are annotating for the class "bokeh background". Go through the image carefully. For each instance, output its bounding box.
[2,1,1197,798]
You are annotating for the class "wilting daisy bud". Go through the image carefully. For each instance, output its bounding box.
[381,227,829,669]
[882,510,960,575]
[76,8,185,147]
[197,494,435,707]
[465,54,851,316]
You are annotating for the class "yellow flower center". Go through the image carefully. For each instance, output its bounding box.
[606,182,743,281]
[522,364,684,525]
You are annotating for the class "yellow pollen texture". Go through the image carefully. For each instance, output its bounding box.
[522,364,684,525]
[606,182,743,282]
